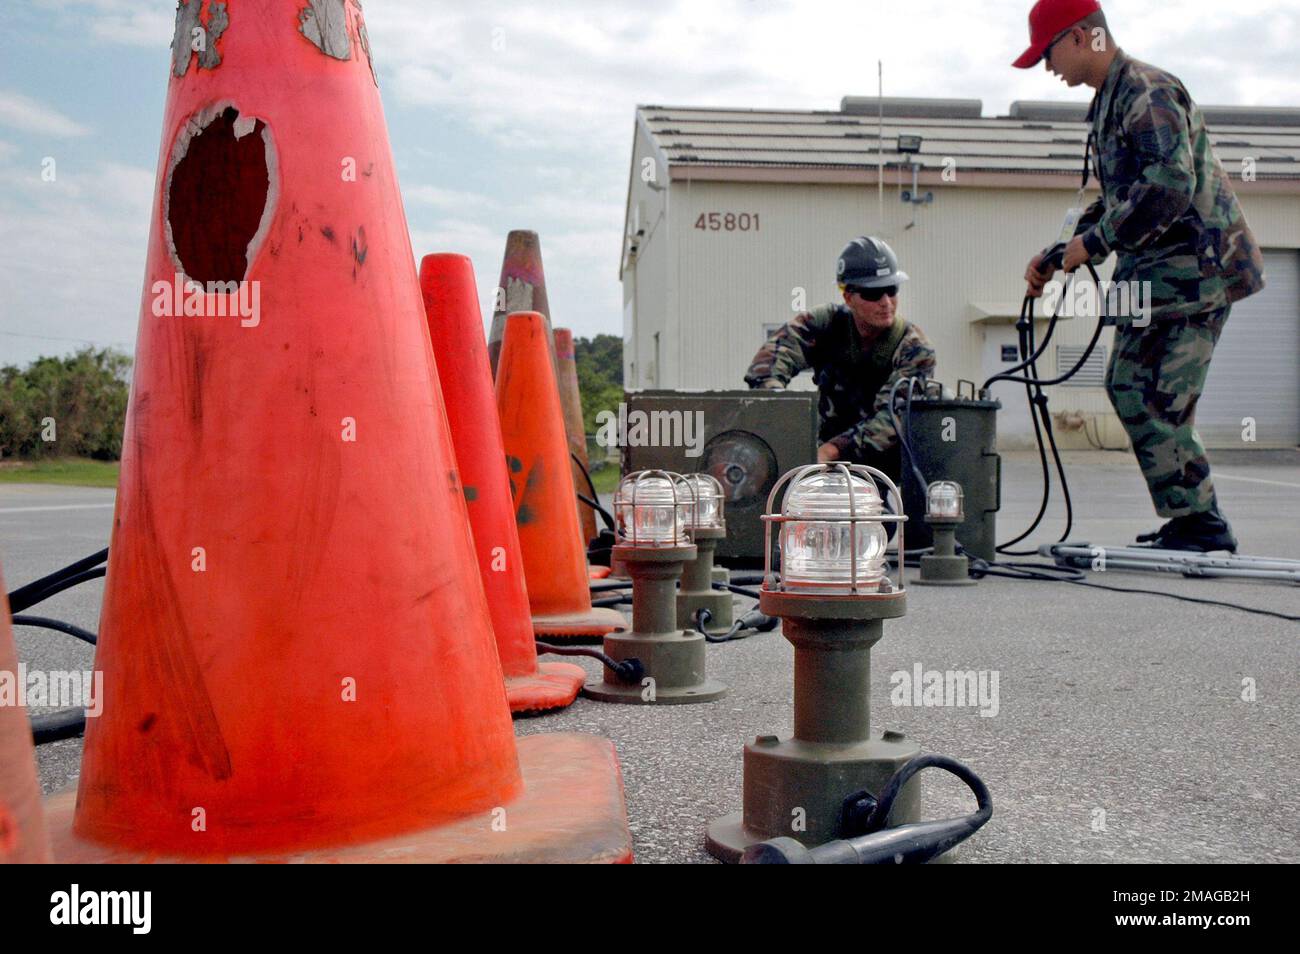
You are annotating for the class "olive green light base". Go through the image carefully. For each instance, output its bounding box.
[677,528,733,634]
[706,589,921,863]
[917,521,975,587]
[584,543,728,706]
[706,732,922,862]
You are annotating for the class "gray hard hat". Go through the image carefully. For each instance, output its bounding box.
[836,236,909,289]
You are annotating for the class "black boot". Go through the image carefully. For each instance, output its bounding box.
[1135,509,1238,553]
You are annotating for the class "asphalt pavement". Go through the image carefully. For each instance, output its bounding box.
[3,449,1297,863]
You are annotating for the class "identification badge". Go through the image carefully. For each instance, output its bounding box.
[1058,207,1084,244]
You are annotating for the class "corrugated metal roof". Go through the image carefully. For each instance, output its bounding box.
[638,99,1300,179]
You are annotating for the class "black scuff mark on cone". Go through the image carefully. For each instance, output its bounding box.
[350,0,379,86]
[172,0,229,77]
[351,226,368,282]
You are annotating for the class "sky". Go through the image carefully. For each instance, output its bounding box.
[1,0,1298,367]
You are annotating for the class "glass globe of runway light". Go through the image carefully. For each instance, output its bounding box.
[771,465,897,595]
[926,481,964,521]
[614,471,687,546]
[683,473,725,531]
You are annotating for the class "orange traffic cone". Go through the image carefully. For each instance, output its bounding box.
[554,328,600,551]
[43,0,629,863]
[497,312,628,639]
[488,230,552,377]
[0,567,52,863]
[419,253,586,714]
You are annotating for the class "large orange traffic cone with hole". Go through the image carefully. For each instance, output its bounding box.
[43,0,630,863]
[554,328,600,551]
[497,312,628,639]
[488,230,553,377]
[419,253,586,714]
[0,567,52,864]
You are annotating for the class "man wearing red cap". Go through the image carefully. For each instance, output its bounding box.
[1014,0,1264,553]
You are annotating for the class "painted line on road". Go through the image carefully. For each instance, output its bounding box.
[1214,473,1300,490]
[0,503,115,515]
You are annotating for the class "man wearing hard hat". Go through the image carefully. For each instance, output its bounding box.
[745,236,936,476]
[1015,0,1264,553]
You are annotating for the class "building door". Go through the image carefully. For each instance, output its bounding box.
[1198,249,1300,448]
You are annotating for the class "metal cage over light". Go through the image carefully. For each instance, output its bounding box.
[926,480,964,521]
[762,463,906,596]
[681,473,726,532]
[614,470,691,547]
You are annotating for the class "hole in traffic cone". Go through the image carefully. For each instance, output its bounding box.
[42,0,630,864]
[497,312,628,640]
[419,253,586,714]
[0,566,53,864]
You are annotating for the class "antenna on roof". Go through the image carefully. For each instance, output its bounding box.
[878,60,884,229]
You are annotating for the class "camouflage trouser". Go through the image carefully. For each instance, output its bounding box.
[1105,306,1230,518]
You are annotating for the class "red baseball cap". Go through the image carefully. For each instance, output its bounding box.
[1012,0,1102,69]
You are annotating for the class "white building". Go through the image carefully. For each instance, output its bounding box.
[620,97,1300,449]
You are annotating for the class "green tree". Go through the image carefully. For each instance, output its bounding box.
[0,348,132,460]
[573,334,623,433]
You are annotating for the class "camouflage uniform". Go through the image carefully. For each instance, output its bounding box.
[744,305,936,466]
[1077,50,1265,518]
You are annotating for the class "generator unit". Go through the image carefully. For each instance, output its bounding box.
[900,383,1002,563]
[621,390,819,566]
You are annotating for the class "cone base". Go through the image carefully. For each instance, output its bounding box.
[532,607,628,640]
[506,662,588,714]
[582,677,729,706]
[45,733,632,864]
[588,566,612,580]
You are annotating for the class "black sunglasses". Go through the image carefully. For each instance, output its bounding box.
[850,285,898,302]
[1044,27,1075,64]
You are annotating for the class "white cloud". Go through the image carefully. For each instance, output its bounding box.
[0,90,89,137]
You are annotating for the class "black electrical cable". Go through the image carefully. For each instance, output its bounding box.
[589,580,633,593]
[744,754,992,864]
[713,581,761,600]
[7,564,106,616]
[6,547,107,612]
[535,641,644,683]
[695,606,780,643]
[11,615,97,645]
[571,451,616,531]
[31,709,86,745]
[989,263,1108,555]
[968,557,1300,622]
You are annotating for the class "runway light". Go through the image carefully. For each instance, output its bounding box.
[585,470,727,706]
[614,471,686,546]
[684,473,725,530]
[676,473,732,634]
[926,480,964,520]
[706,463,922,863]
[778,468,889,594]
[918,480,975,586]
